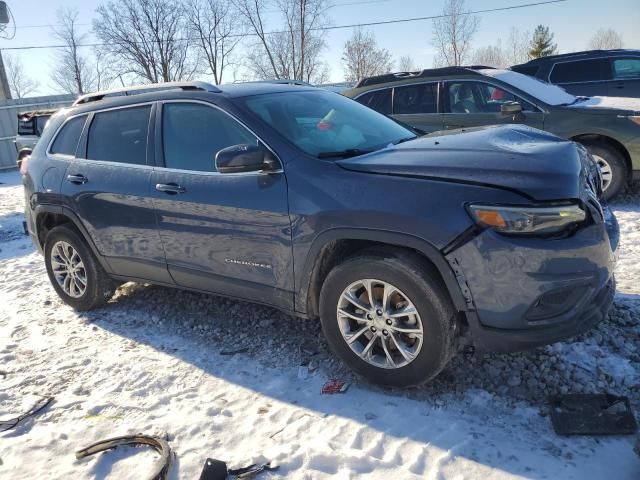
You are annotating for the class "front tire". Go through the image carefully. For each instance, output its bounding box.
[581,141,627,200]
[44,225,115,310]
[319,249,456,387]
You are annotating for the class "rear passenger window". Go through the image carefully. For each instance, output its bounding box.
[613,58,640,79]
[550,59,609,83]
[162,103,257,172]
[50,115,87,156]
[393,83,438,114]
[355,89,392,115]
[87,106,151,165]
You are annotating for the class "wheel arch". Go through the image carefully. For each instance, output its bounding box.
[296,228,468,319]
[571,133,632,183]
[34,205,113,274]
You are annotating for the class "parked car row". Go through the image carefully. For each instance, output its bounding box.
[345,63,640,200]
[22,79,618,387]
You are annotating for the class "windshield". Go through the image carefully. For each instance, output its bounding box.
[479,69,577,106]
[242,90,415,157]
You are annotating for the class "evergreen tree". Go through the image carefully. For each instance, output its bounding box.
[528,25,557,58]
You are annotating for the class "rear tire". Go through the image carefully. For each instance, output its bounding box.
[319,249,456,387]
[581,141,627,200]
[44,225,115,310]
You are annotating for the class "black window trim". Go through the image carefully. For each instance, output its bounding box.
[46,113,90,159]
[547,56,623,85]
[442,79,545,114]
[155,99,283,176]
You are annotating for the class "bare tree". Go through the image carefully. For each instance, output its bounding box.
[93,0,199,83]
[431,0,479,66]
[589,28,624,50]
[505,27,530,65]
[50,8,95,94]
[398,55,417,72]
[342,27,393,83]
[471,44,505,68]
[185,0,242,84]
[4,54,39,98]
[234,0,330,83]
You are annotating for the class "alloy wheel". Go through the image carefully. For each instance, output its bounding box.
[336,279,423,369]
[592,154,613,192]
[50,240,87,298]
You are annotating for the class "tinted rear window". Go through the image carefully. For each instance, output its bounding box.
[393,83,438,114]
[87,106,151,165]
[355,89,392,115]
[50,115,87,156]
[550,58,610,83]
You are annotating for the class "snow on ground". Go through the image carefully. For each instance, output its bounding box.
[1,169,639,479]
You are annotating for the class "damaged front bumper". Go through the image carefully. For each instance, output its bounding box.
[446,206,618,353]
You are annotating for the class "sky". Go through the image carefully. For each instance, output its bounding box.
[1,0,639,96]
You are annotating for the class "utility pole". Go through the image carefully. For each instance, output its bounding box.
[0,2,11,99]
[0,50,11,99]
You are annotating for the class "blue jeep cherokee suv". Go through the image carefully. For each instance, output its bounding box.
[22,81,618,387]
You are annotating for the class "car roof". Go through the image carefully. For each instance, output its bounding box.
[512,48,640,67]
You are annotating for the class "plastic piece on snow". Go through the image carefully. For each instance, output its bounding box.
[75,435,172,480]
[321,379,350,394]
[0,396,53,432]
[549,394,638,435]
[199,458,279,480]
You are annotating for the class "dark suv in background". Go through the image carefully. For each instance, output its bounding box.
[22,81,617,387]
[344,67,640,199]
[511,49,640,97]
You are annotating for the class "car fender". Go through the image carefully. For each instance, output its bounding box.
[295,227,470,316]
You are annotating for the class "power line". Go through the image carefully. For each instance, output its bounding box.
[0,0,568,52]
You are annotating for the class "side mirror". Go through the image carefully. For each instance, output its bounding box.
[215,144,275,174]
[500,101,523,115]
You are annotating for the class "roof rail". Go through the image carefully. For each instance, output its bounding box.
[232,79,314,87]
[354,66,483,88]
[72,81,221,105]
[513,48,639,66]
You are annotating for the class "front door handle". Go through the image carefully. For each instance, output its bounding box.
[612,83,625,89]
[66,174,88,184]
[445,124,464,129]
[155,183,186,194]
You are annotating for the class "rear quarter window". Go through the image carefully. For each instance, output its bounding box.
[50,115,87,156]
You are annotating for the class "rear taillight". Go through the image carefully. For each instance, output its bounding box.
[19,155,29,175]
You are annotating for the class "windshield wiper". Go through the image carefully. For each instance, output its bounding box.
[393,136,418,145]
[317,148,374,159]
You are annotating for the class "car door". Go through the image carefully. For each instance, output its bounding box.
[60,103,172,284]
[608,57,640,97]
[150,100,293,310]
[548,58,610,97]
[443,80,544,131]
[391,82,444,133]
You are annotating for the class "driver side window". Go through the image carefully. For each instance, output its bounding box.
[162,102,257,172]
[447,82,536,113]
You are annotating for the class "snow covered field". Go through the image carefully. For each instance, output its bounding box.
[1,169,639,479]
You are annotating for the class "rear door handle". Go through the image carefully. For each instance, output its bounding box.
[445,124,464,129]
[66,174,88,184]
[155,183,186,194]
[612,83,625,89]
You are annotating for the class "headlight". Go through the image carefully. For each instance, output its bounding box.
[468,204,586,235]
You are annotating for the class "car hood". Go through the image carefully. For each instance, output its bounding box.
[337,125,588,201]
[567,96,640,115]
